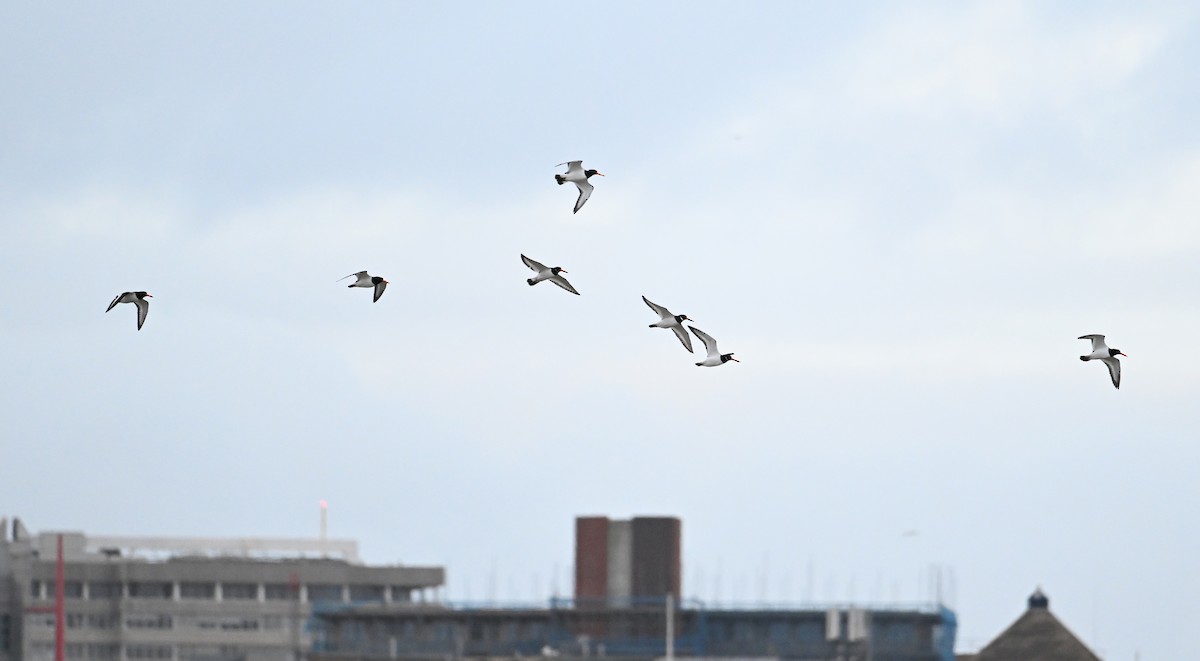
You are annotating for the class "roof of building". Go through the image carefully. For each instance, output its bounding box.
[972,589,1100,661]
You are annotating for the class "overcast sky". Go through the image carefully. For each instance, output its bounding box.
[3,1,1199,658]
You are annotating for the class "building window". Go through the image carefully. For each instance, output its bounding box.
[176,646,230,661]
[67,613,86,629]
[87,614,119,630]
[129,582,173,599]
[180,582,216,600]
[264,584,298,601]
[30,580,42,599]
[88,582,121,599]
[66,643,85,659]
[219,619,259,631]
[0,614,10,652]
[125,644,173,660]
[306,584,343,603]
[126,614,173,630]
[86,644,120,660]
[390,586,411,603]
[64,581,84,598]
[222,583,258,600]
[349,585,385,602]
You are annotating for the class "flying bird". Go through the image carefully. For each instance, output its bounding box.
[521,254,579,295]
[554,160,604,214]
[688,326,739,367]
[1078,334,1125,389]
[338,271,389,302]
[105,291,152,331]
[642,296,694,353]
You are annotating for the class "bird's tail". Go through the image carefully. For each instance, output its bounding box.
[527,278,536,286]
[554,175,564,185]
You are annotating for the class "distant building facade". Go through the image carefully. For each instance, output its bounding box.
[312,599,957,661]
[956,589,1100,661]
[0,517,443,661]
[574,517,680,607]
[314,516,956,661]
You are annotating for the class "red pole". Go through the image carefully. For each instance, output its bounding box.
[55,534,65,661]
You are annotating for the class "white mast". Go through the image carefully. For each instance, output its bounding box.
[665,592,675,661]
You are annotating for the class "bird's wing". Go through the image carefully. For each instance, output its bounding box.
[549,274,580,295]
[671,324,695,353]
[642,295,671,319]
[1101,356,1121,389]
[373,280,387,303]
[134,298,149,331]
[337,272,367,283]
[106,294,123,313]
[689,326,719,359]
[521,254,547,273]
[557,160,584,175]
[1078,334,1107,352]
[572,180,593,214]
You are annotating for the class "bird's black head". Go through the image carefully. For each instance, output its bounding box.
[674,314,692,323]
[371,276,385,285]
[721,353,740,363]
[1109,348,1127,357]
[552,266,567,274]
[136,291,152,299]
[584,169,604,179]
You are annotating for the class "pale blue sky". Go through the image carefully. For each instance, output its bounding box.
[3,2,1199,658]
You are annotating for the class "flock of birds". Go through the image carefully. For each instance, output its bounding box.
[106,160,1126,381]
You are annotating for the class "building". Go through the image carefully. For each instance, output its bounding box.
[956,589,1100,661]
[313,516,956,661]
[0,517,444,661]
[312,598,957,661]
[574,517,681,607]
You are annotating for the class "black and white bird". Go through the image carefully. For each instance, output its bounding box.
[688,326,739,367]
[521,254,579,295]
[337,271,389,303]
[554,160,604,214]
[1078,334,1126,389]
[106,291,152,331]
[642,296,694,353]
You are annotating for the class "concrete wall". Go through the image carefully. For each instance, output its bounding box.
[604,522,632,607]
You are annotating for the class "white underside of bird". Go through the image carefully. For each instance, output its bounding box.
[642,296,693,353]
[1078,334,1123,389]
[689,326,738,367]
[338,271,388,302]
[521,254,579,295]
[555,160,597,214]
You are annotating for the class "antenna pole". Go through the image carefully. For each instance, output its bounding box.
[55,534,65,661]
[665,592,674,661]
[320,500,328,558]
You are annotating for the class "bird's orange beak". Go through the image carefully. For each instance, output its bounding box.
[596,172,605,176]
[1120,352,1128,357]
[730,356,740,362]
[145,294,153,297]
